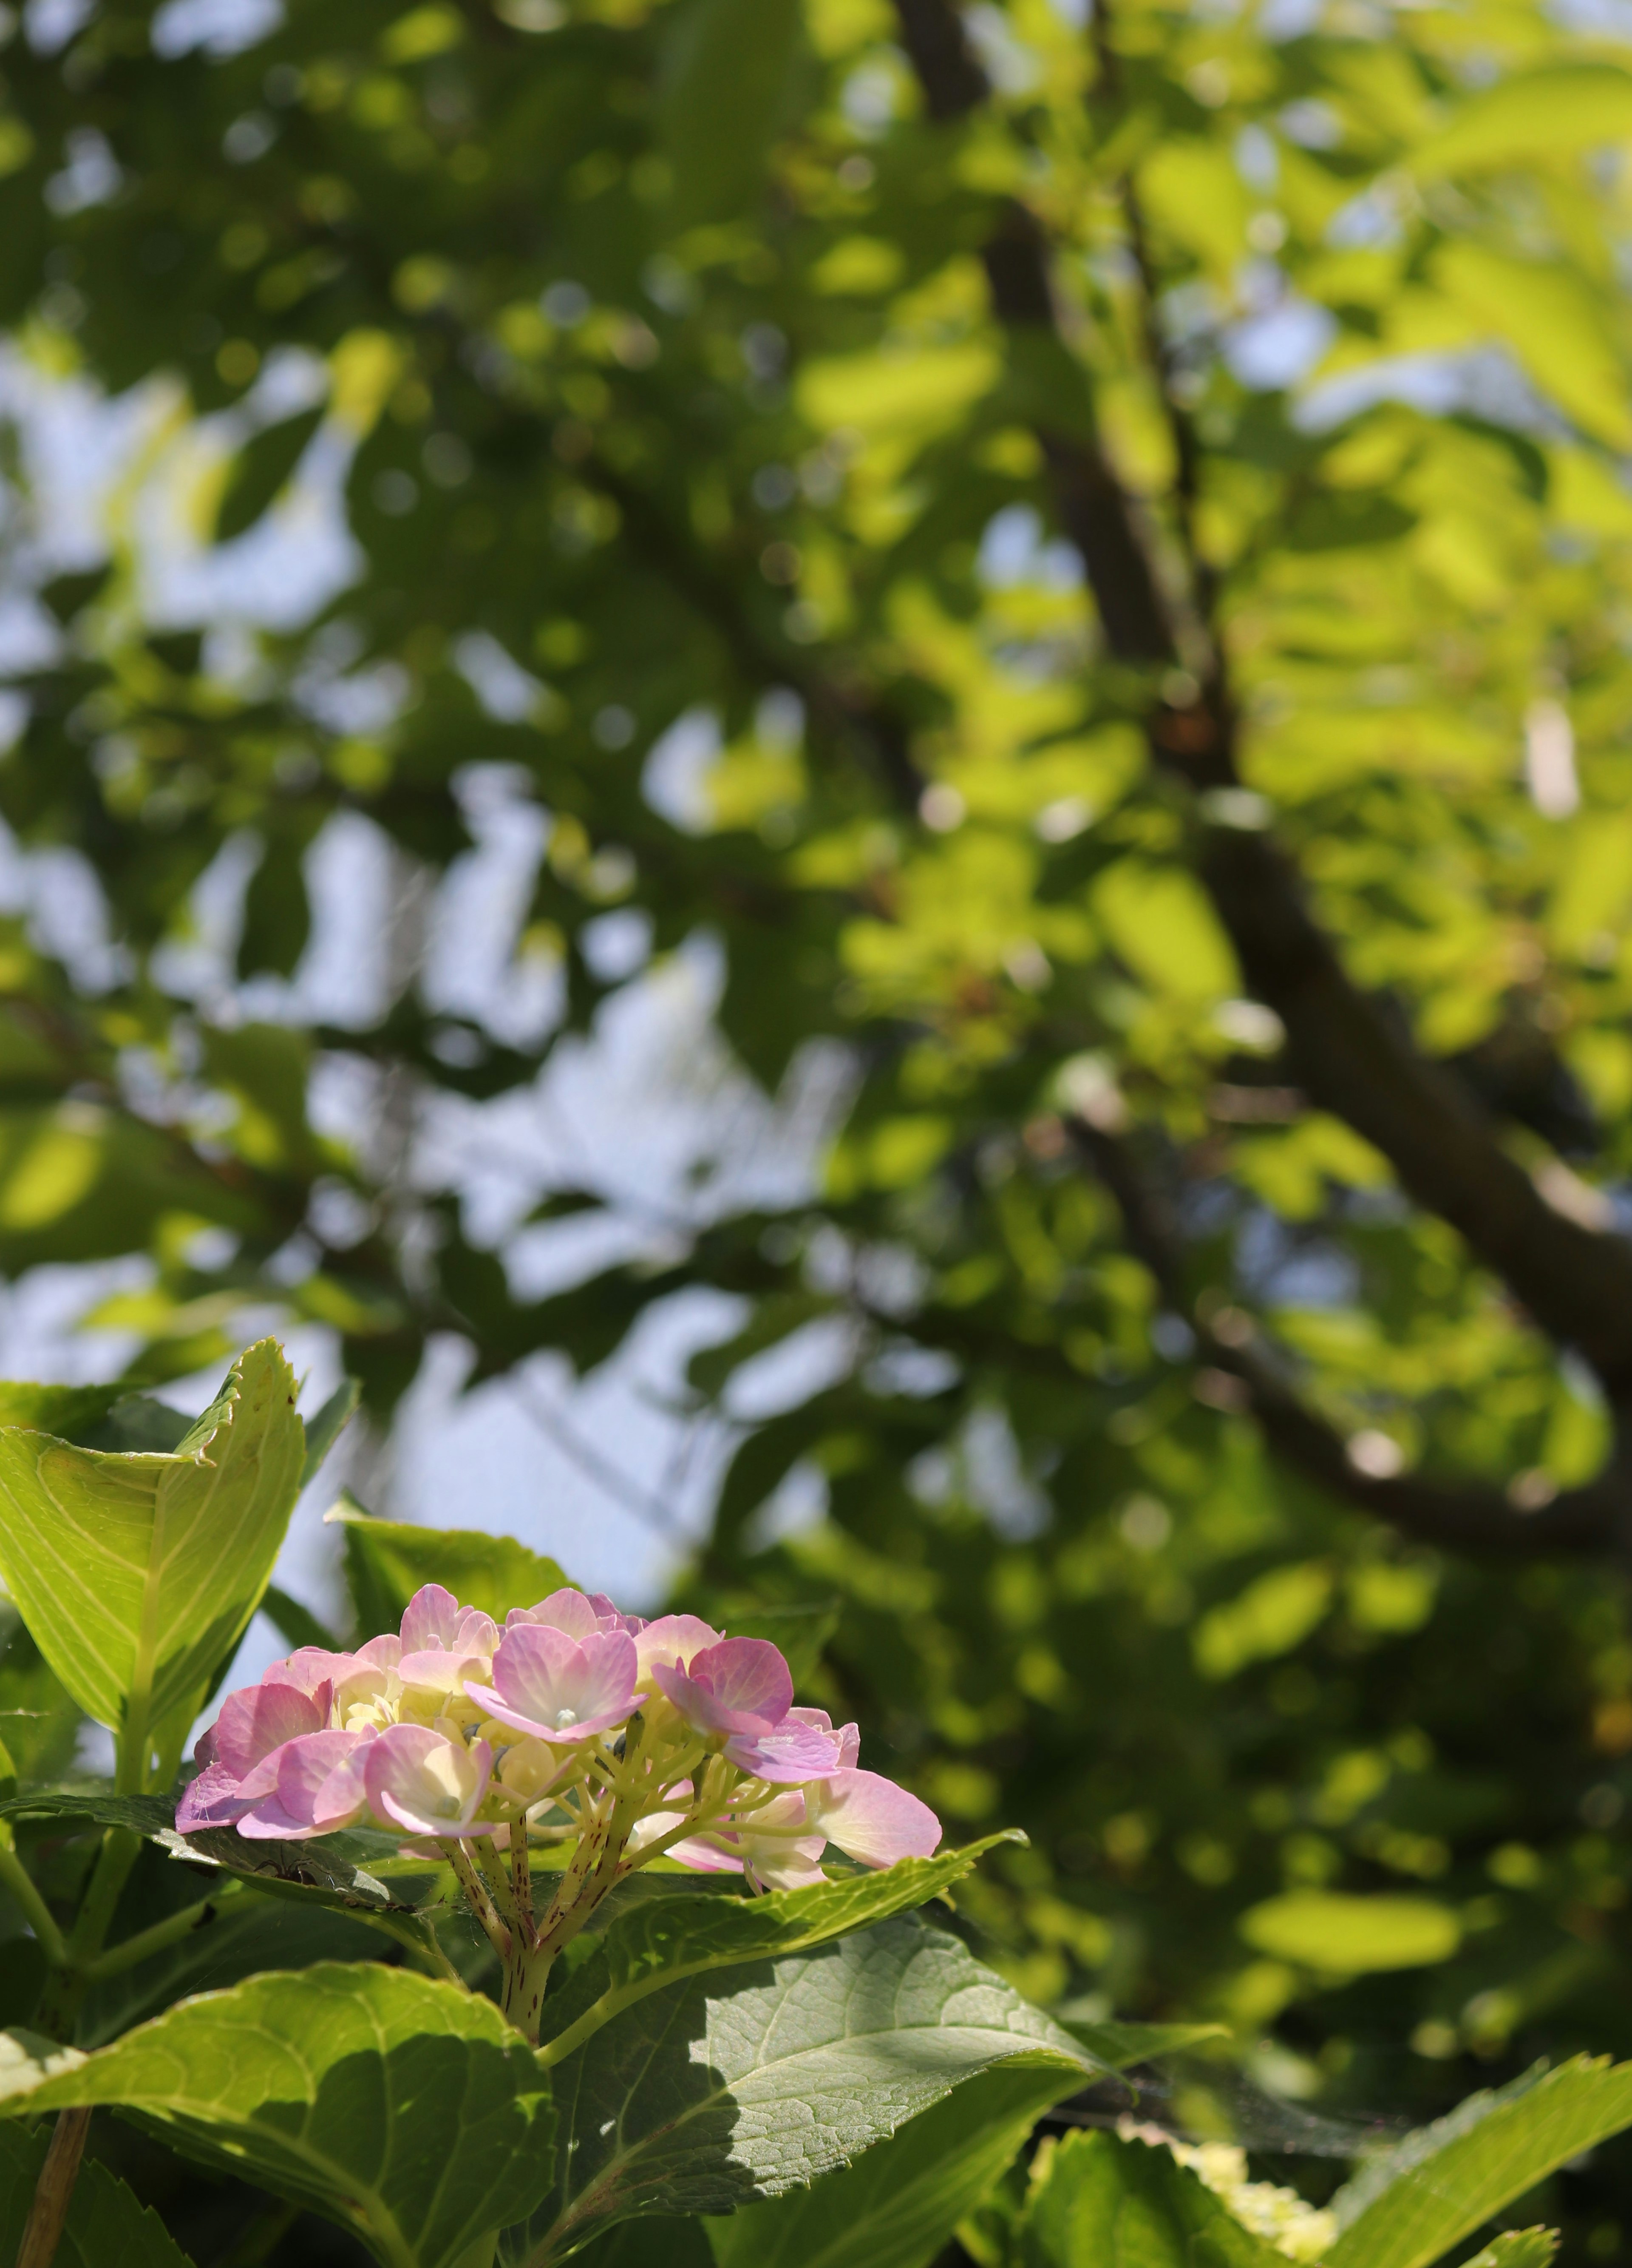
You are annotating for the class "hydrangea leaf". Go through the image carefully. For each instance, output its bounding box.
[1,1966,555,2268]
[1019,2131,1288,2268]
[705,2059,1083,2268]
[512,1917,1089,2262]
[328,1498,571,1634]
[1328,2058,1632,2268]
[0,1340,306,1770]
[0,2119,194,2266]
[537,1837,1028,2065]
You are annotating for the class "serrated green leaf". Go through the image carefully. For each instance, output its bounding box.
[513,1917,1089,2262]
[706,2058,1081,2268]
[1459,2233,1559,2268]
[1329,2058,1632,2268]
[157,1822,451,1916]
[1020,2130,1289,2268]
[330,1499,571,1634]
[3,1966,555,2268]
[538,1838,1024,2064]
[0,2118,195,2266]
[0,1788,177,1836]
[0,1340,305,1774]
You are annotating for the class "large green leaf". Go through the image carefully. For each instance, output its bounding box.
[331,1499,571,1635]
[1020,2130,1288,2268]
[537,1839,1018,2064]
[1328,2058,1632,2268]
[1,1966,556,2268]
[1411,65,1632,177]
[706,2058,1081,2268]
[0,1340,305,1771]
[1461,2235,1559,2268]
[0,1784,452,1917]
[512,1917,1089,2262]
[0,2119,194,2266]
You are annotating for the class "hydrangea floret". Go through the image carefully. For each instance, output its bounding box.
[179,1582,940,2041]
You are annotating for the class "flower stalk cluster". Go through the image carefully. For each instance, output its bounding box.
[181,1584,940,2042]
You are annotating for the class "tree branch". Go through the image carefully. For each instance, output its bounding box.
[1064,1112,1619,1558]
[891,0,1632,1408]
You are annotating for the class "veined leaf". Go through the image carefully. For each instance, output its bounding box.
[1020,2130,1289,2268]
[158,1822,452,1916]
[513,1917,1089,2262]
[1,1966,555,2268]
[0,1340,306,1774]
[329,1498,571,1633]
[538,1839,1021,2065]
[0,1785,451,1917]
[0,2119,194,2266]
[1328,2058,1632,2268]
[706,2058,1082,2268]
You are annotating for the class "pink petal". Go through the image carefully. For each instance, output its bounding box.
[269,1648,354,1697]
[210,1679,326,1780]
[725,1720,845,1783]
[176,1759,265,1831]
[788,1707,860,1769]
[585,1592,646,1635]
[633,1614,722,1681]
[238,1730,365,1841]
[363,1725,494,1839]
[357,1633,402,1669]
[691,1638,793,1725]
[478,1624,639,1742]
[399,1584,462,1653]
[807,1770,941,1869]
[652,1638,791,1740]
[506,1588,601,1640]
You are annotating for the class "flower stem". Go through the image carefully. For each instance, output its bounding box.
[0,1835,68,1968]
[448,1841,511,1959]
[80,1885,242,1983]
[15,2108,91,2268]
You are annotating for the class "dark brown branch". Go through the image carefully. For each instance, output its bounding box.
[1065,1113,1619,1558]
[891,0,1632,1410]
[17,2109,91,2268]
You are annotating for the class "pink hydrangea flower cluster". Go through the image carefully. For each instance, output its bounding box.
[179,1584,940,1897]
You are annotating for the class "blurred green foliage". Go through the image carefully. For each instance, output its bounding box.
[6,0,1632,2255]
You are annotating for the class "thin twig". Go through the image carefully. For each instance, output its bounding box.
[16,2110,91,2268]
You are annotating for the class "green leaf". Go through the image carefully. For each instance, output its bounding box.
[657,0,803,230]
[1412,65,1632,178]
[706,2058,1081,2268]
[0,1785,451,1917]
[0,1340,306,1771]
[213,405,325,541]
[1238,1893,1461,1974]
[0,1789,178,1837]
[329,1498,571,1634]
[1459,2234,1559,2268]
[0,2119,194,2266]
[1019,2130,1289,2268]
[514,1917,1089,2261]
[1053,2018,1230,2070]
[301,1376,360,1491]
[2,1965,555,2268]
[261,1583,342,1653]
[157,1822,452,1916]
[1329,2058,1632,2268]
[538,1839,1019,2064]
[80,1893,387,2048]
